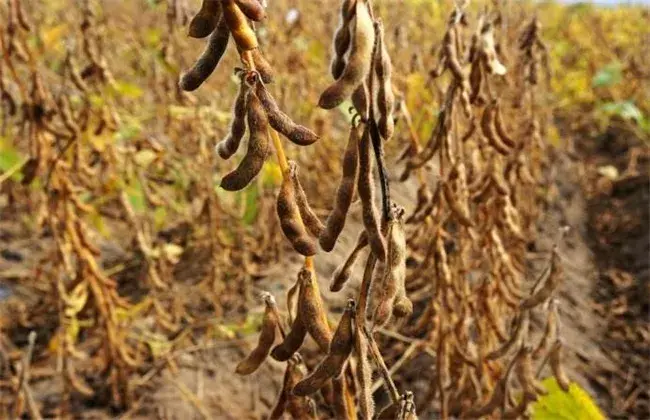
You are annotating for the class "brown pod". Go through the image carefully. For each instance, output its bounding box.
[255,82,320,146]
[289,161,325,238]
[271,359,317,419]
[179,17,230,91]
[487,311,530,360]
[442,182,474,227]
[298,266,332,351]
[251,48,274,83]
[330,232,368,292]
[271,313,307,362]
[534,300,558,358]
[222,0,258,51]
[373,210,407,326]
[332,376,356,420]
[358,127,387,261]
[481,102,511,155]
[276,167,318,256]
[521,250,562,309]
[549,339,570,392]
[515,346,547,398]
[329,299,356,356]
[235,293,279,375]
[234,0,266,21]
[373,21,395,140]
[269,364,292,419]
[444,27,466,83]
[351,82,370,120]
[216,73,250,159]
[293,300,355,396]
[354,327,375,419]
[494,102,517,148]
[330,0,356,79]
[220,90,270,191]
[319,0,375,109]
[393,294,413,319]
[189,0,222,39]
[320,124,361,252]
[291,356,340,397]
[479,23,507,76]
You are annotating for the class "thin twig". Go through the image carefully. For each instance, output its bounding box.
[364,326,400,402]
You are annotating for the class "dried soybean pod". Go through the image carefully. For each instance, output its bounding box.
[352,82,370,120]
[329,299,356,357]
[180,16,230,91]
[299,266,333,351]
[373,21,395,140]
[330,232,368,292]
[255,82,320,146]
[189,0,221,39]
[393,294,413,319]
[354,327,375,419]
[235,293,279,375]
[65,364,95,397]
[293,300,355,396]
[521,249,562,309]
[269,364,292,419]
[549,339,570,392]
[235,0,266,21]
[271,313,307,361]
[320,124,361,252]
[332,376,355,420]
[220,90,270,191]
[276,167,318,256]
[358,127,387,261]
[534,300,558,358]
[216,73,250,159]
[330,0,356,79]
[292,353,340,396]
[442,181,474,227]
[283,359,318,419]
[481,102,511,155]
[444,26,466,83]
[494,102,517,148]
[399,392,419,420]
[251,48,274,83]
[319,0,375,109]
[288,162,325,238]
[374,210,407,326]
[487,311,530,360]
[222,0,258,51]
[516,346,547,397]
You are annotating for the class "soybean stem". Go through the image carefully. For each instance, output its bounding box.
[268,127,289,174]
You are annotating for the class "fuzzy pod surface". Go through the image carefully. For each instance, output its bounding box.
[220,90,270,191]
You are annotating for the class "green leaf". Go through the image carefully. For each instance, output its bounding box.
[531,377,605,420]
[126,179,146,213]
[600,100,643,122]
[114,118,143,142]
[0,137,26,181]
[592,62,622,88]
[112,81,144,99]
[242,184,259,225]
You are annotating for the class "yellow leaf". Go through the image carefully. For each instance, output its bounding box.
[531,377,605,420]
[64,282,88,317]
[42,24,68,49]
